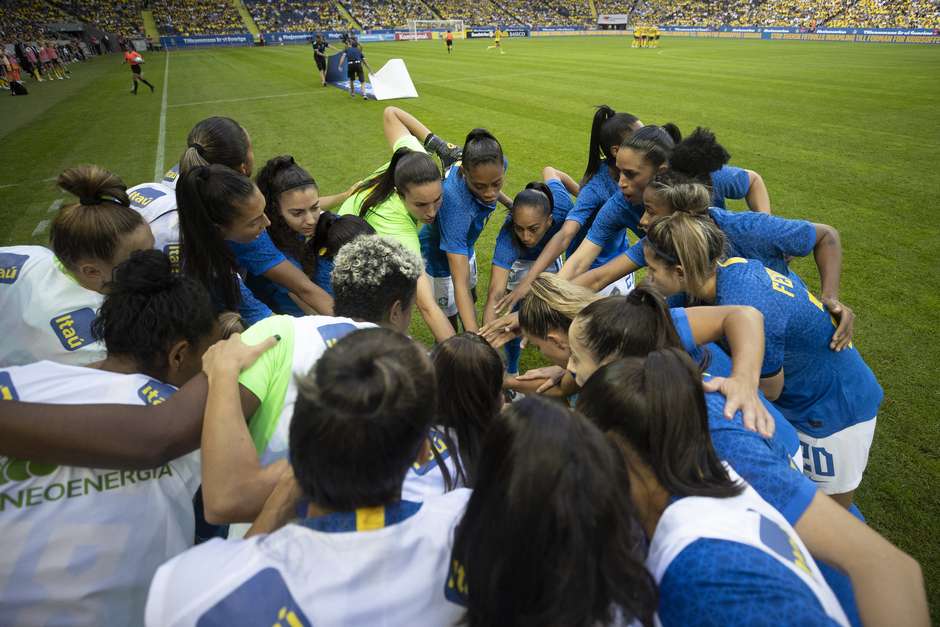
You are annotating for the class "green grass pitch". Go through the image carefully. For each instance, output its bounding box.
[1,36,938,614]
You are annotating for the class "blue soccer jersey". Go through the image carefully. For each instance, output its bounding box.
[420,165,499,278]
[582,191,641,259]
[564,161,627,267]
[710,165,751,209]
[492,179,573,269]
[229,231,305,317]
[313,257,335,296]
[715,258,883,437]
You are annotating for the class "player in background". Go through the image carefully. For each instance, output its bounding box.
[0,165,154,367]
[145,327,469,627]
[578,350,928,627]
[483,168,578,378]
[632,25,641,48]
[339,106,464,342]
[643,213,882,509]
[0,250,217,627]
[486,29,504,54]
[311,33,339,87]
[446,397,658,626]
[305,212,376,296]
[402,333,503,501]
[421,128,512,333]
[123,48,154,94]
[338,38,372,99]
[445,29,454,53]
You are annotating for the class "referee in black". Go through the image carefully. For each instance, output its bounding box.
[312,34,338,87]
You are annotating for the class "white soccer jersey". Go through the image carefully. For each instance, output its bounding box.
[161,163,180,190]
[0,246,105,366]
[127,181,180,269]
[145,490,470,627]
[0,361,201,627]
[402,427,462,502]
[646,465,849,627]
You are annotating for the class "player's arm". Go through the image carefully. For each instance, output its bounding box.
[744,169,771,213]
[811,222,853,351]
[383,105,433,146]
[794,491,930,627]
[543,166,579,195]
[448,252,478,332]
[483,265,510,327]
[494,220,580,314]
[416,273,457,343]
[559,238,603,280]
[262,260,334,315]
[573,254,639,292]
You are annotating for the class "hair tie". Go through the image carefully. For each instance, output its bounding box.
[189,142,205,156]
[79,196,100,206]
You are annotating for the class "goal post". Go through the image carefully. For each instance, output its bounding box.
[407,19,465,40]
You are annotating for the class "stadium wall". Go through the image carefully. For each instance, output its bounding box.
[658,25,940,44]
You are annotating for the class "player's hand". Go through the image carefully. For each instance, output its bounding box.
[494,285,528,317]
[822,296,855,351]
[202,333,280,379]
[702,375,775,438]
[517,366,566,393]
[479,312,520,349]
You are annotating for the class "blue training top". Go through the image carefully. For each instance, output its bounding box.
[564,161,629,267]
[228,231,305,317]
[710,164,751,209]
[420,164,500,278]
[492,179,573,269]
[715,258,882,437]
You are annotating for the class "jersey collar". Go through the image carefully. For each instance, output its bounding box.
[300,500,422,533]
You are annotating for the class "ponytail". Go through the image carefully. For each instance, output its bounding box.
[180,116,251,176]
[577,349,742,498]
[308,212,375,265]
[669,127,731,186]
[256,155,319,274]
[176,164,256,311]
[620,124,680,170]
[52,165,145,269]
[462,128,504,172]
[645,170,711,216]
[518,274,601,339]
[644,212,726,301]
[358,147,440,218]
[581,105,641,186]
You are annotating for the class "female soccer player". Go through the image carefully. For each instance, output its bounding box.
[337,38,371,99]
[643,212,882,508]
[123,48,154,94]
[145,328,470,627]
[489,106,643,315]
[0,165,153,366]
[0,249,217,627]
[576,170,855,349]
[339,106,463,342]
[483,167,578,375]
[486,29,504,54]
[578,350,928,627]
[307,212,376,296]
[403,332,503,501]
[421,128,511,333]
[447,397,657,626]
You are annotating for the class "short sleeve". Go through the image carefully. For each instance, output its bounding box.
[625,238,647,266]
[669,308,697,354]
[586,194,632,247]
[546,179,574,223]
[237,315,296,405]
[711,165,751,205]
[439,188,474,258]
[238,278,273,326]
[492,221,517,269]
[392,134,427,154]
[228,231,287,277]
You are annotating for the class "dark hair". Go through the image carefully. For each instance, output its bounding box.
[358,147,441,219]
[176,164,257,312]
[255,155,319,274]
[452,397,658,627]
[581,105,641,186]
[51,165,145,269]
[620,123,682,170]
[645,170,711,216]
[290,328,435,510]
[461,128,504,172]
[509,181,554,251]
[310,213,375,260]
[331,235,423,324]
[92,250,216,379]
[577,349,742,498]
[430,333,503,489]
[573,288,684,365]
[180,117,250,175]
[668,127,731,187]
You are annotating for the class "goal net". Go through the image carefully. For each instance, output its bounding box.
[407,19,465,40]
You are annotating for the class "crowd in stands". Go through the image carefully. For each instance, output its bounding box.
[58,0,145,38]
[246,0,347,32]
[828,0,940,28]
[344,0,436,30]
[495,0,594,27]
[152,0,246,36]
[429,0,515,26]
[0,0,70,42]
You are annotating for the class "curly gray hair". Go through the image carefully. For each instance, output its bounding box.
[332,235,423,322]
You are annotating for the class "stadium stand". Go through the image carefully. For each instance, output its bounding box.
[245,0,348,32]
[496,0,594,27]
[343,0,437,30]
[56,0,146,37]
[0,0,71,42]
[429,0,516,26]
[152,0,247,36]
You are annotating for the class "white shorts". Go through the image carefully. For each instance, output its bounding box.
[432,254,478,317]
[597,271,635,297]
[798,417,876,495]
[506,256,562,292]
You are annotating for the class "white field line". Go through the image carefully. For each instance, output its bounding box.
[154,52,170,181]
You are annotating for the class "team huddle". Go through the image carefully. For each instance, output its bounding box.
[0,104,929,626]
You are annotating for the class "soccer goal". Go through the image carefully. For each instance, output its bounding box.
[407,19,465,40]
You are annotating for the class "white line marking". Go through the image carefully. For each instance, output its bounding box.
[154,52,170,181]
[32,219,50,237]
[168,91,310,108]
[0,177,58,190]
[46,199,63,213]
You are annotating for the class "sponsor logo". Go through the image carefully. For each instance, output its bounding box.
[137,379,176,405]
[164,243,181,274]
[129,186,167,209]
[197,568,311,627]
[317,322,358,348]
[49,307,97,351]
[0,372,19,401]
[0,252,29,284]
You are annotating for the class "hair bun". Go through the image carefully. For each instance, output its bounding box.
[110,249,177,295]
[57,165,129,207]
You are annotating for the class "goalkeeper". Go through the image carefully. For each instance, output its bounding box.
[123,49,155,94]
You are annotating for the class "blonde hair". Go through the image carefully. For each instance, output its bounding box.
[647,172,711,215]
[519,274,602,338]
[644,212,726,300]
